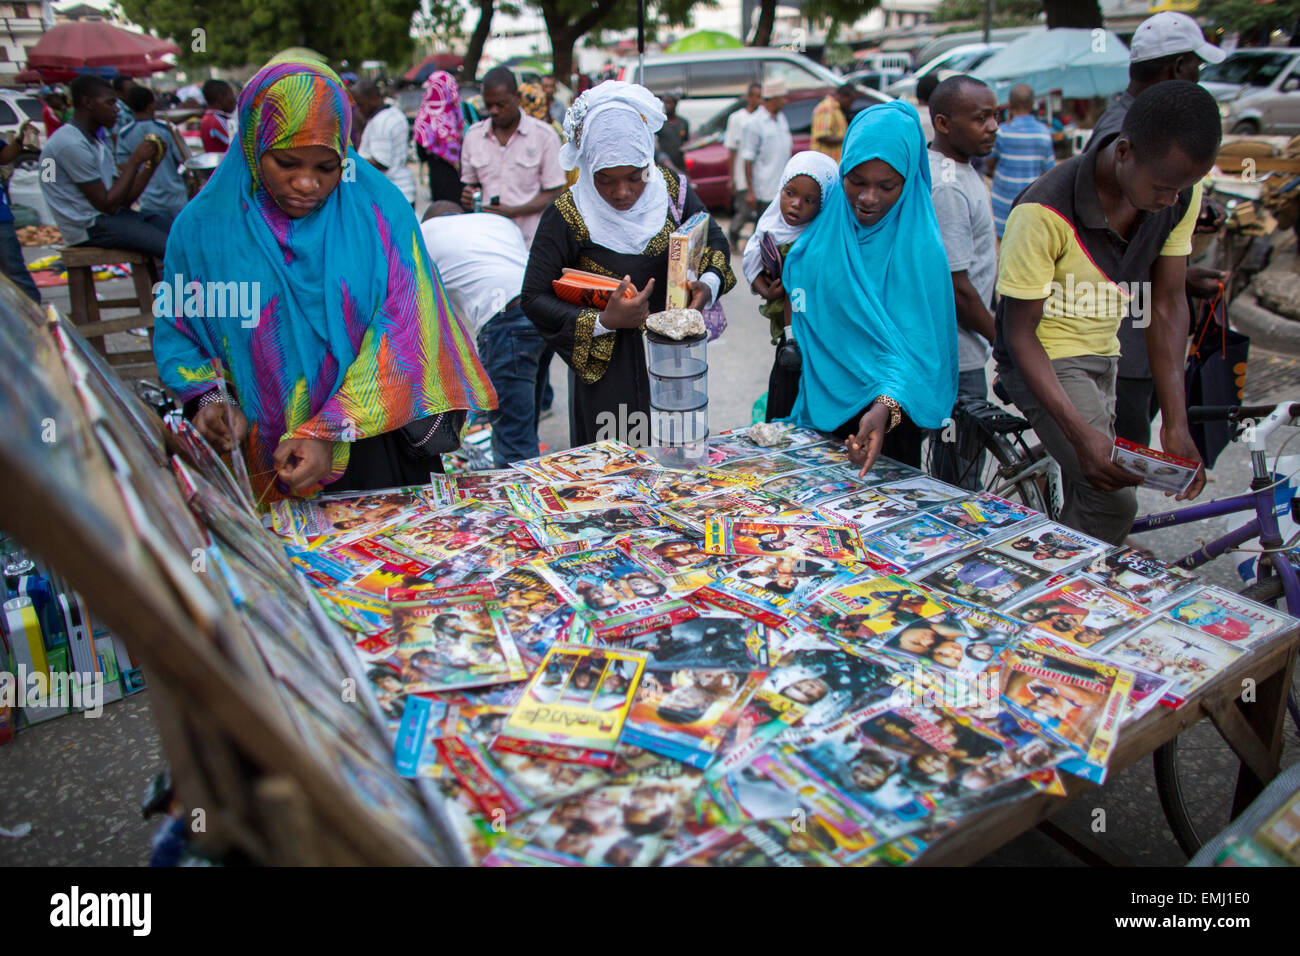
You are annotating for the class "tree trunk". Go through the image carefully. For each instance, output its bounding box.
[461,0,494,82]
[751,0,777,46]
[551,32,577,88]
[1041,0,1102,29]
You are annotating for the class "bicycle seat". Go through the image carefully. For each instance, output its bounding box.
[991,376,1011,405]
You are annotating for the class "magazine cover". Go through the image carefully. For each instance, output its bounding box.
[1165,585,1295,647]
[704,517,866,562]
[1111,437,1198,494]
[524,505,664,548]
[645,467,758,505]
[533,546,697,638]
[501,643,647,752]
[873,476,967,507]
[699,555,861,625]
[621,669,767,768]
[621,530,744,579]
[1082,547,1199,608]
[760,648,899,730]
[923,493,1042,540]
[658,491,774,535]
[709,424,826,460]
[819,488,917,531]
[918,548,1050,608]
[864,513,979,569]
[992,522,1109,574]
[270,488,429,541]
[447,471,537,506]
[666,819,843,866]
[777,442,853,469]
[802,575,948,646]
[877,601,1023,678]
[783,473,870,506]
[625,611,769,671]
[713,454,809,481]
[511,440,660,482]
[999,644,1133,771]
[507,479,647,519]
[666,209,710,309]
[1095,615,1242,701]
[1008,577,1151,649]
[390,598,527,694]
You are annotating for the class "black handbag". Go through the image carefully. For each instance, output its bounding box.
[400,410,466,459]
[1184,284,1249,469]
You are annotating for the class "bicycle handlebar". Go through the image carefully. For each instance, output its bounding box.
[1186,404,1287,424]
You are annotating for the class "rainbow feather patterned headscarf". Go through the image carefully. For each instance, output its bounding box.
[238,59,351,194]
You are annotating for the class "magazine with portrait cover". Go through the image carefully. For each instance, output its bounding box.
[712,453,810,481]
[1007,577,1151,650]
[782,471,871,507]
[641,467,759,505]
[759,647,899,731]
[618,529,744,580]
[1081,547,1199,609]
[704,517,866,563]
[523,505,665,548]
[1026,633,1176,723]
[874,599,1024,679]
[695,554,863,626]
[664,818,844,866]
[991,522,1110,575]
[873,476,967,508]
[625,611,770,671]
[270,487,434,543]
[445,470,539,507]
[533,546,697,638]
[833,455,924,486]
[800,575,949,647]
[484,763,702,867]
[500,643,648,753]
[390,597,527,694]
[1091,615,1242,704]
[819,487,918,531]
[657,489,775,534]
[922,493,1043,540]
[757,468,831,502]
[432,734,535,819]
[510,439,661,482]
[1163,585,1296,648]
[507,479,648,519]
[917,547,1051,608]
[621,669,768,768]
[998,643,1133,775]
[777,441,853,470]
[864,513,980,569]
[708,424,827,461]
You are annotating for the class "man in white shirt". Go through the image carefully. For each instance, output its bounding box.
[421,201,553,466]
[355,80,417,206]
[739,78,792,245]
[725,81,762,246]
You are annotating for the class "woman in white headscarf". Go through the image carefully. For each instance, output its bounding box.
[521,80,735,448]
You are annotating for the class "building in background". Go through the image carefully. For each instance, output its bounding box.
[0,1,52,84]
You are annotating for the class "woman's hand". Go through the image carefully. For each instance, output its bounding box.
[599,275,654,330]
[274,437,333,494]
[845,403,890,478]
[193,402,248,453]
[688,280,711,311]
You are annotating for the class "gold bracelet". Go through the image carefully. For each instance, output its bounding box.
[871,395,902,432]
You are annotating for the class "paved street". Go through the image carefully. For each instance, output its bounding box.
[5,219,1299,868]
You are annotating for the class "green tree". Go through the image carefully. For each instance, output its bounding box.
[1200,0,1300,46]
[119,0,425,68]
[1041,0,1100,29]
[528,0,710,82]
[752,0,776,46]
[933,0,1041,25]
[800,0,882,31]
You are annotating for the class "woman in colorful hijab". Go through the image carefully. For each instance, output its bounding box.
[783,99,956,473]
[412,70,464,203]
[520,80,735,448]
[153,57,495,503]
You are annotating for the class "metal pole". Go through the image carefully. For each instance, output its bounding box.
[983,0,993,45]
[637,0,646,82]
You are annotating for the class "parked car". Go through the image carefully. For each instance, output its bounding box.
[854,51,913,75]
[843,68,906,92]
[1200,48,1300,135]
[0,90,46,154]
[681,86,890,210]
[620,48,847,129]
[886,43,1005,101]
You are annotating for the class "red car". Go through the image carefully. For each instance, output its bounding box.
[682,87,890,210]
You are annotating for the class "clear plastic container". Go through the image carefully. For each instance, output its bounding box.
[651,405,709,446]
[651,371,708,412]
[645,331,707,379]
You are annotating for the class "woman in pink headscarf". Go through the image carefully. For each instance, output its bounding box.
[413,70,465,203]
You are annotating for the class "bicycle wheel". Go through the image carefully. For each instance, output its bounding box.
[922,407,1050,515]
[1153,572,1300,857]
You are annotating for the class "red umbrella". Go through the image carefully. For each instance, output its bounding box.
[27,21,179,72]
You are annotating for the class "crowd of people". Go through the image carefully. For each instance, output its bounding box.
[3,9,1231,554]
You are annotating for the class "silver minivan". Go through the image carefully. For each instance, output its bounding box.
[622,48,850,128]
[1201,48,1300,135]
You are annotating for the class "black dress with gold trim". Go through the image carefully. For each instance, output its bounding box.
[521,166,735,448]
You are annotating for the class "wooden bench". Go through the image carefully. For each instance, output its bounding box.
[61,245,159,381]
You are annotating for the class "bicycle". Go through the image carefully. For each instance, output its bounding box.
[929,396,1300,857]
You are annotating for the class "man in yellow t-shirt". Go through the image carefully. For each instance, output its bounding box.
[991,82,1220,544]
[810,85,855,162]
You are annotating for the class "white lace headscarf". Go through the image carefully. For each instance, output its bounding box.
[560,81,670,255]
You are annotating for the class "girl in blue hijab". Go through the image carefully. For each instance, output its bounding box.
[783,99,957,474]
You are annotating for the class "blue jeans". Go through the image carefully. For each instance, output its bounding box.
[0,220,38,303]
[476,303,552,467]
[930,367,988,490]
[83,209,171,260]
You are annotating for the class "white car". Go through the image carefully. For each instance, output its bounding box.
[0,90,46,158]
[1200,48,1300,136]
[886,43,1006,101]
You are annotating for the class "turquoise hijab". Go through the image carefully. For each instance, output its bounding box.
[783,99,957,431]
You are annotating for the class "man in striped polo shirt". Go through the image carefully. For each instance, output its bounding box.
[985,84,1055,239]
[992,82,1220,545]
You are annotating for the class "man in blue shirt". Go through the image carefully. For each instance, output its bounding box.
[985,84,1055,239]
[0,120,41,303]
[115,85,188,231]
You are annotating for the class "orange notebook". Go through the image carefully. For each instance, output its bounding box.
[552,268,636,308]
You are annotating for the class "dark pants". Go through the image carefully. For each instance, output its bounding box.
[765,333,799,423]
[0,220,39,303]
[832,404,925,469]
[476,302,553,467]
[929,367,988,489]
[83,209,171,260]
[1114,375,1159,448]
[728,198,765,244]
[426,155,462,205]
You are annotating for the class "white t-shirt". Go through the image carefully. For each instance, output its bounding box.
[724,106,757,191]
[740,107,793,202]
[419,213,528,339]
[359,104,416,203]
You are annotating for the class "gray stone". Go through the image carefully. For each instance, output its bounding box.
[646,308,706,340]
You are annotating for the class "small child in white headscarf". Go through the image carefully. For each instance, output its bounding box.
[741,151,840,420]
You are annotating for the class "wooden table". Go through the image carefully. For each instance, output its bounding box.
[917,627,1299,865]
